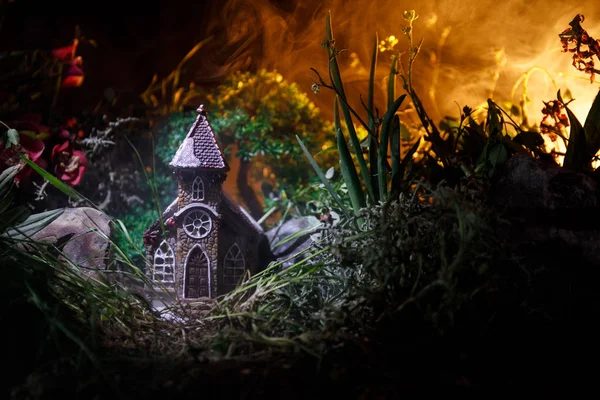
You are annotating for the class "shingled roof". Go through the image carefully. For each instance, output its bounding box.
[169,105,229,170]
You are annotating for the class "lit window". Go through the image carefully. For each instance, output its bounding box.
[183,209,212,238]
[192,176,205,201]
[223,243,245,285]
[153,240,174,283]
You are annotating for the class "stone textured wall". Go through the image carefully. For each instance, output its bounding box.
[177,171,224,210]
[175,170,225,298]
[176,218,220,297]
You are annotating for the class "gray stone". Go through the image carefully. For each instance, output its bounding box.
[30,207,112,280]
[266,216,321,267]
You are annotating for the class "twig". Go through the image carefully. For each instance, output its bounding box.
[33,179,50,201]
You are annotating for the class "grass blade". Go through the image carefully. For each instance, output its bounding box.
[326,11,375,205]
[368,33,378,130]
[335,96,365,215]
[368,34,380,202]
[20,153,88,203]
[0,205,30,233]
[0,165,19,198]
[560,90,587,170]
[378,94,407,201]
[1,208,63,239]
[388,53,398,110]
[391,114,401,178]
[583,90,600,167]
[296,135,350,220]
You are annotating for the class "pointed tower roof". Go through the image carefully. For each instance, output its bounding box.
[169,105,229,171]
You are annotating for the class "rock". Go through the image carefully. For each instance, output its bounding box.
[29,207,112,280]
[265,216,321,267]
[491,154,600,266]
[492,154,599,210]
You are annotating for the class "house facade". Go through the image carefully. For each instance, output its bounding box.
[143,105,272,299]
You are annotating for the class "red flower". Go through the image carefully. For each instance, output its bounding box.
[0,132,48,184]
[58,129,72,140]
[62,56,84,88]
[52,39,79,62]
[52,39,85,88]
[50,141,88,186]
[61,55,84,88]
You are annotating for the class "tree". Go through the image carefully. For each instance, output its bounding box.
[206,70,334,218]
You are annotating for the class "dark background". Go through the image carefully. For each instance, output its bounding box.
[0,0,276,112]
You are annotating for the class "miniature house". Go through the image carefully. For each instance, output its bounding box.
[143,105,272,299]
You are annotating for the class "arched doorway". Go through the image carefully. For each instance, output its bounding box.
[184,245,210,298]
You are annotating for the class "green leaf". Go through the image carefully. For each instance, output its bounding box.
[367,34,380,202]
[0,205,30,234]
[7,128,19,147]
[391,114,401,177]
[475,139,508,179]
[1,208,63,239]
[486,99,502,137]
[378,94,407,201]
[391,137,420,196]
[368,33,378,130]
[583,90,600,168]
[0,165,19,198]
[326,11,375,205]
[388,53,398,110]
[488,143,508,166]
[296,134,350,220]
[400,122,412,141]
[559,90,587,170]
[0,192,15,215]
[335,96,365,216]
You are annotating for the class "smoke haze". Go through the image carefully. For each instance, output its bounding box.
[192,0,600,124]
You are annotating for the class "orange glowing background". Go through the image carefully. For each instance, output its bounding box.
[191,0,600,130]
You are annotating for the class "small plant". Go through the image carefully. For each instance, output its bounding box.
[560,14,600,83]
[556,15,600,171]
[308,11,424,216]
[0,29,104,210]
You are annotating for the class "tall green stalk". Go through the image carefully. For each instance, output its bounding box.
[335,96,365,215]
[368,34,380,202]
[326,11,375,205]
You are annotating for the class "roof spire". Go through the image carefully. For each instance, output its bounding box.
[169,104,229,171]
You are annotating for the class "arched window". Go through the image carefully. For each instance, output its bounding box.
[153,240,174,283]
[223,243,245,285]
[192,176,205,201]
